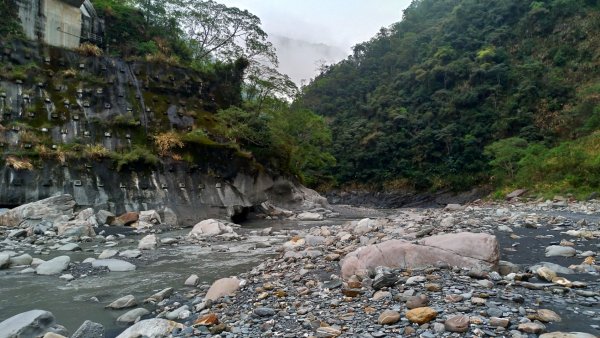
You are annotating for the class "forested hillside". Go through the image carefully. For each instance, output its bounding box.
[299,0,600,196]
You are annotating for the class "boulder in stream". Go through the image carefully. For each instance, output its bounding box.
[91,259,136,272]
[138,234,160,250]
[0,309,55,338]
[71,320,104,338]
[36,256,70,275]
[187,219,236,237]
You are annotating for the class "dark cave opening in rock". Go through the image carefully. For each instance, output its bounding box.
[231,206,254,224]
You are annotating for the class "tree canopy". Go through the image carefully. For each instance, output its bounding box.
[298,0,600,192]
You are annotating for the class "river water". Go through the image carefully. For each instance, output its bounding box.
[1,208,598,336]
[0,218,335,337]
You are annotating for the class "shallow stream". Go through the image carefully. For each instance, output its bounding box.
[0,218,335,337]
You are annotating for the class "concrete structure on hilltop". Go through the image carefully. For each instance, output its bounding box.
[16,0,104,49]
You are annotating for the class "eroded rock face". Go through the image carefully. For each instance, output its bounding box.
[341,232,499,278]
[0,309,55,338]
[0,195,75,228]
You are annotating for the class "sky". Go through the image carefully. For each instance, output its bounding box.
[217,0,413,84]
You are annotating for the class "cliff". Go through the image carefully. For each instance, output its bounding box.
[0,38,320,224]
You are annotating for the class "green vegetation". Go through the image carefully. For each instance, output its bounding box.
[111,145,160,171]
[0,0,332,185]
[299,0,600,194]
[213,99,334,186]
[487,132,600,198]
[0,0,24,38]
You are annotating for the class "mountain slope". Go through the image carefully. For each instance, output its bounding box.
[299,0,600,193]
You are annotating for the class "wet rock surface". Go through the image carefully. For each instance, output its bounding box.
[0,197,599,337]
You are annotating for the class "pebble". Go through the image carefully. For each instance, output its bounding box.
[377,310,401,325]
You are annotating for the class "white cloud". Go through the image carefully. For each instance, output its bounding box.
[216,0,413,83]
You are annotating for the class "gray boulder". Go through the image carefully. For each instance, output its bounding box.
[56,243,81,252]
[9,254,33,267]
[95,210,115,225]
[36,256,70,275]
[116,308,150,324]
[0,195,75,228]
[55,220,95,238]
[119,250,142,259]
[0,310,55,338]
[138,234,160,250]
[116,319,184,338]
[29,220,54,235]
[161,207,178,226]
[530,262,575,275]
[139,210,161,224]
[106,295,137,309]
[98,249,119,259]
[545,246,576,257]
[7,229,27,238]
[187,219,236,238]
[71,320,104,338]
[0,253,9,269]
[91,259,136,272]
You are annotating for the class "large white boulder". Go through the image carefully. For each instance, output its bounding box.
[55,219,96,237]
[205,277,242,301]
[138,234,160,250]
[187,219,235,238]
[0,310,55,338]
[36,256,70,275]
[353,218,375,235]
[139,210,162,224]
[341,232,499,278]
[92,259,136,272]
[296,212,323,221]
[116,319,184,338]
[0,195,75,228]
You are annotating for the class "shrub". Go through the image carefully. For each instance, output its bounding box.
[182,129,217,145]
[76,42,103,57]
[84,144,110,160]
[484,137,529,183]
[34,144,52,159]
[145,52,180,66]
[5,156,33,170]
[153,131,184,156]
[111,146,159,171]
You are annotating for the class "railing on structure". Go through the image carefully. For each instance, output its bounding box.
[56,27,103,46]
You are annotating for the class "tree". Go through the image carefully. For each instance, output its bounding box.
[175,0,277,66]
[245,66,298,108]
[484,137,529,182]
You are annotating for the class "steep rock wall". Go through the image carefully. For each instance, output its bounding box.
[0,39,320,224]
[0,160,315,226]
